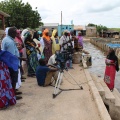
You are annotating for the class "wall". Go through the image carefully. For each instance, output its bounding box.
[58,25,74,37]
[86,27,97,37]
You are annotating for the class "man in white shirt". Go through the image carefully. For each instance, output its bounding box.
[59,30,71,51]
[59,30,74,69]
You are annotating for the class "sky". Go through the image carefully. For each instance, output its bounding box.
[1,0,120,28]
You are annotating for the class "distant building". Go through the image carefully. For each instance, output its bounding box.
[58,25,74,36]
[74,25,86,36]
[0,10,10,40]
[39,23,59,36]
[40,23,74,37]
[86,26,97,37]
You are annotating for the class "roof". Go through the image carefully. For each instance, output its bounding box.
[0,10,10,17]
[43,23,59,27]
[74,25,86,30]
[86,26,96,30]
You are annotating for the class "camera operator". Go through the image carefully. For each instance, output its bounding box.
[59,30,74,69]
[36,59,58,87]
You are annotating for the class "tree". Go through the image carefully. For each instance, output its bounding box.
[96,25,108,33]
[87,23,96,27]
[0,0,43,29]
[87,23,108,34]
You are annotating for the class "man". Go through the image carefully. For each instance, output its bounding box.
[59,30,74,68]
[2,27,22,100]
[59,30,71,52]
[36,59,58,86]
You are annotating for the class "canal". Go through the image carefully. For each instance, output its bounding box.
[84,41,120,92]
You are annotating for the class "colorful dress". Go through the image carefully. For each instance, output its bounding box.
[0,61,16,108]
[104,59,116,90]
[25,41,39,76]
[43,38,52,63]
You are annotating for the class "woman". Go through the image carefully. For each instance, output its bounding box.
[33,31,42,60]
[42,29,52,63]
[51,29,60,54]
[77,31,83,49]
[0,42,16,109]
[21,29,29,73]
[15,30,25,81]
[24,32,39,77]
[38,31,45,58]
[104,48,119,91]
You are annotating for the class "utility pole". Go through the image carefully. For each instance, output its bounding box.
[61,11,62,36]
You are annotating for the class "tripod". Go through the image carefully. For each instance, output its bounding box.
[53,68,83,98]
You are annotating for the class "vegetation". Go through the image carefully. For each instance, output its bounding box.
[87,23,108,33]
[0,0,43,29]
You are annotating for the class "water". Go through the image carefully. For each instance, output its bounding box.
[84,41,120,92]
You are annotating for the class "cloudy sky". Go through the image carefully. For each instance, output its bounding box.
[1,0,120,28]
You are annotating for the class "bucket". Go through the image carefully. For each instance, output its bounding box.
[73,52,82,64]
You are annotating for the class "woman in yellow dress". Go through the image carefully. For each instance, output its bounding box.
[51,29,60,54]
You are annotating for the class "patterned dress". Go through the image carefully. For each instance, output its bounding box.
[25,41,39,76]
[0,61,16,108]
[43,38,52,63]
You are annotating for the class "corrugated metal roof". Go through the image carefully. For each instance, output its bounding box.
[43,23,59,26]
[0,10,10,17]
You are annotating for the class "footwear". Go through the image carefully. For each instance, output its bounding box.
[15,91,22,95]
[69,67,74,69]
[21,79,25,82]
[16,96,22,100]
[27,74,36,77]
[21,76,26,79]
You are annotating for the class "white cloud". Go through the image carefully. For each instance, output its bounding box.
[0,0,120,28]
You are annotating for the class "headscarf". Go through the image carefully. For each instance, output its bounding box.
[38,31,42,35]
[21,29,29,42]
[107,49,119,71]
[42,29,50,41]
[52,29,57,38]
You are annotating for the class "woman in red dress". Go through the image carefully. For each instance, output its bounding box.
[104,48,119,91]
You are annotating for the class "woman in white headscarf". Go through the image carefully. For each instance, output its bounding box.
[21,29,29,73]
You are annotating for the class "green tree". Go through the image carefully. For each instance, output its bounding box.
[96,25,108,33]
[0,0,43,29]
[87,23,108,34]
[87,23,96,27]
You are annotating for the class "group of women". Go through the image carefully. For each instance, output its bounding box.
[23,28,60,77]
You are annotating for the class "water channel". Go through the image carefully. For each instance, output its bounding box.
[84,41,120,92]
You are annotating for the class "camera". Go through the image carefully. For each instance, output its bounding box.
[55,49,73,70]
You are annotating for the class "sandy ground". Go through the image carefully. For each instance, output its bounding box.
[0,64,101,120]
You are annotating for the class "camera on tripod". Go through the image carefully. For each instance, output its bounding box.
[55,49,72,70]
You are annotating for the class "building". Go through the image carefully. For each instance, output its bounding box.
[58,25,74,36]
[0,10,10,40]
[74,25,86,36]
[39,23,59,36]
[86,26,97,37]
[39,23,74,37]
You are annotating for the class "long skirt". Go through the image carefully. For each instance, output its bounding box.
[104,65,116,90]
[16,69,22,89]
[27,51,39,75]
[0,61,16,108]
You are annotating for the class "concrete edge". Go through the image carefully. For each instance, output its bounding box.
[84,69,112,120]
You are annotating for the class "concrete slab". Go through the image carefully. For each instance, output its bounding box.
[0,64,102,120]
